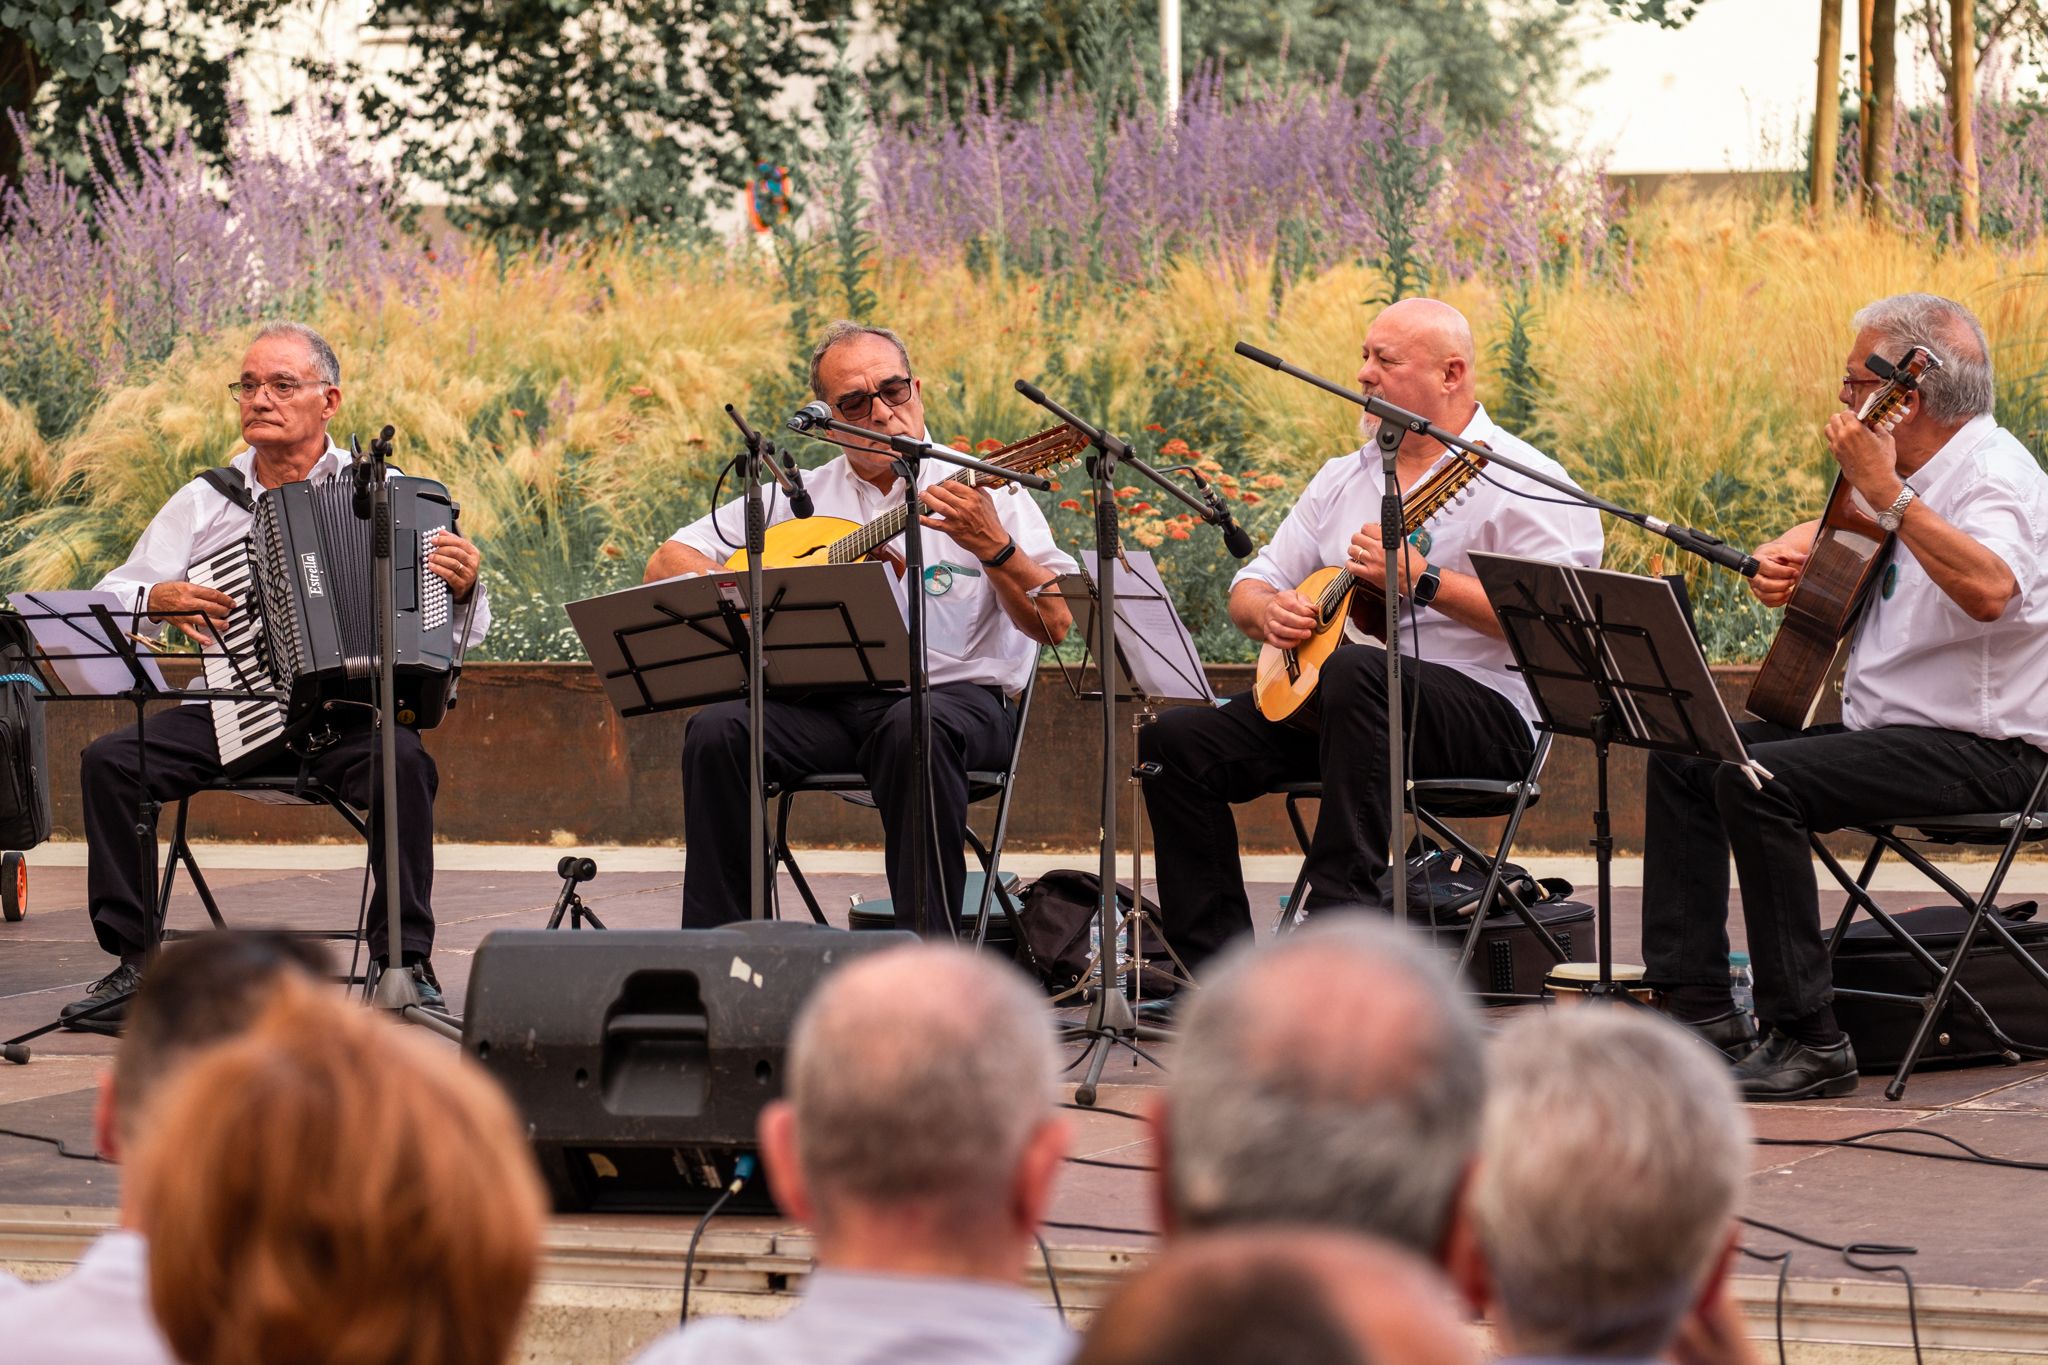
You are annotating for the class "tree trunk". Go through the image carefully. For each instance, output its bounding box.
[1866,0,1897,218]
[1953,0,1980,242]
[1858,0,1876,193]
[0,28,48,187]
[1813,0,1843,216]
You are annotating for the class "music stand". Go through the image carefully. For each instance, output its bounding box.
[564,563,910,918]
[1469,553,1765,999]
[1,592,278,1060]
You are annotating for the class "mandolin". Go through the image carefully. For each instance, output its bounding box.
[1746,346,1940,729]
[1252,448,1488,727]
[724,424,1090,572]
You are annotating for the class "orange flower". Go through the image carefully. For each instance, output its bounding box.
[1059,499,1082,512]
[1117,486,1140,499]
[1048,479,1061,491]
[1144,423,1165,432]
[629,385,653,399]
[1167,525,1191,540]
[1256,473,1287,489]
[1161,438,1192,457]
[976,438,1003,453]
[1132,501,1152,513]
[509,408,528,419]
[1239,491,1263,504]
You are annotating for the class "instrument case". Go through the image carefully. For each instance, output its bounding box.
[1832,902,2048,1069]
[1417,898,1594,1001]
[0,615,51,851]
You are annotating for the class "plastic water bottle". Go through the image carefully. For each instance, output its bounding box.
[1729,952,1755,1023]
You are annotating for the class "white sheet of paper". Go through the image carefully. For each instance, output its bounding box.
[7,589,169,696]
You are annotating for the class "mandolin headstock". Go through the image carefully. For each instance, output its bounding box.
[1857,346,1942,433]
[967,423,1092,489]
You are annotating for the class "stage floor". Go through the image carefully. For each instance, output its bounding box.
[2,847,2046,1362]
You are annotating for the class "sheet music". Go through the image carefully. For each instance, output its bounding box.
[1039,553,1213,703]
[7,590,170,695]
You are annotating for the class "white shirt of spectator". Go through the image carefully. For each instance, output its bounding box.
[93,443,492,651]
[1231,403,1605,727]
[1843,413,2048,752]
[667,443,1078,695]
[0,1229,177,1365]
[630,1268,1073,1365]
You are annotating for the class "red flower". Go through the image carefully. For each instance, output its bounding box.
[1161,438,1192,457]
[1167,525,1191,540]
[977,438,1003,453]
[1240,492,1263,504]
[1144,423,1165,432]
[1059,499,1082,512]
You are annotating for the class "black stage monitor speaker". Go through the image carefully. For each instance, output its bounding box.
[464,921,915,1213]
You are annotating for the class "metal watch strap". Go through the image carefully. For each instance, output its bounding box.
[1877,483,1916,532]
[979,538,1018,569]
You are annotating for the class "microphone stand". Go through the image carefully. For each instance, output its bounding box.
[1231,341,1759,933]
[1011,378,1250,1106]
[785,412,1049,938]
[357,427,457,1040]
[722,404,802,921]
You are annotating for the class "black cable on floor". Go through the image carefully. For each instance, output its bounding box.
[1060,1100,1149,1123]
[0,1126,104,1161]
[1066,1155,1156,1172]
[1738,1215,1924,1365]
[1036,1233,1067,1326]
[679,1156,756,1327]
[1043,1218,1159,1238]
[1758,1125,2048,1173]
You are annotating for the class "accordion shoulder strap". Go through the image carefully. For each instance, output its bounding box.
[194,465,256,513]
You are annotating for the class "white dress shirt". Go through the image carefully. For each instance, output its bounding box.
[1842,414,2048,752]
[630,1269,1074,1365]
[1232,404,1605,725]
[667,449,1077,694]
[0,1230,177,1365]
[94,443,491,650]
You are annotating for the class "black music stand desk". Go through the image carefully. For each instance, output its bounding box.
[565,562,912,718]
[1470,553,1764,998]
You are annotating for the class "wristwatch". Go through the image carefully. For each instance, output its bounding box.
[1410,564,1443,609]
[1876,483,1916,532]
[979,538,1019,569]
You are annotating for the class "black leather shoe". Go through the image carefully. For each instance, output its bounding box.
[1684,1007,1762,1062]
[1733,1029,1859,1102]
[60,961,143,1035]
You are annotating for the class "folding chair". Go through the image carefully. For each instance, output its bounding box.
[765,671,1038,956]
[1270,733,1571,981]
[156,772,376,971]
[1815,761,2048,1101]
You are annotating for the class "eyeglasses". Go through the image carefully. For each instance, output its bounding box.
[228,378,316,403]
[832,375,914,422]
[1840,375,1887,392]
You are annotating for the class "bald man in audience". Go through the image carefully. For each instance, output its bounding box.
[1074,1228,1479,1365]
[1139,298,1603,987]
[1457,1008,1756,1364]
[1148,919,1484,1264]
[632,944,1072,1365]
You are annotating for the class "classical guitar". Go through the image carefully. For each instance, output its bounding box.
[1252,448,1488,727]
[723,424,1089,572]
[1746,346,1940,728]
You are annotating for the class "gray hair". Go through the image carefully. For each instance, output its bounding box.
[1851,293,1993,424]
[1165,918,1485,1256]
[787,944,1057,1225]
[807,319,912,400]
[253,322,341,386]
[1473,1008,1750,1359]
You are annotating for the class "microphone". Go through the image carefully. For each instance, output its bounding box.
[787,401,831,433]
[779,452,815,519]
[1186,468,1256,560]
[350,433,372,520]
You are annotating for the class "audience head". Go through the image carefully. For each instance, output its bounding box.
[1074,1227,1478,1365]
[100,930,329,1159]
[759,943,1065,1273]
[1156,918,1484,1259]
[1466,1007,1750,1360]
[125,980,546,1365]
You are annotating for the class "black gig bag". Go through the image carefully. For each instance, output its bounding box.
[1832,902,2048,1070]
[0,613,51,851]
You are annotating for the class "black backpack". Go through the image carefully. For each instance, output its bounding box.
[0,613,51,851]
[1016,868,1173,995]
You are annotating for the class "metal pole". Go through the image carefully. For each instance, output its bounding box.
[1158,0,1182,124]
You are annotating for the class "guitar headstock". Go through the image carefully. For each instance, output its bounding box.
[1858,345,1942,432]
[968,424,1092,489]
[1403,441,1490,528]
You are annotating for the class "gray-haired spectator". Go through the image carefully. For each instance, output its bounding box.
[1074,1227,1479,1365]
[1458,1007,1753,1363]
[632,943,1072,1365]
[1149,919,1485,1261]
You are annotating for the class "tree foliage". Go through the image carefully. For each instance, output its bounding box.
[344,0,843,239]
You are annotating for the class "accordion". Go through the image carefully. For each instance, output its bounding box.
[191,475,463,773]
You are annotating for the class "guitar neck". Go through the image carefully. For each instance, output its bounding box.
[826,468,979,563]
[1318,451,1489,614]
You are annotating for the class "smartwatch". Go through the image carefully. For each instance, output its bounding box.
[979,538,1019,569]
[1410,564,1443,609]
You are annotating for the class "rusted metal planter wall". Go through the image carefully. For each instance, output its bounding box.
[37,661,1767,854]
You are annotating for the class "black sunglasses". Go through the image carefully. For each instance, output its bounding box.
[832,375,914,421]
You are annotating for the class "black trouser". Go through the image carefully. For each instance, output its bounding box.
[80,703,440,962]
[1642,720,2048,1027]
[681,683,1015,937]
[1139,644,1535,973]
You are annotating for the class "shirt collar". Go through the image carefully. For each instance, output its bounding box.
[1907,412,1997,495]
[229,441,350,487]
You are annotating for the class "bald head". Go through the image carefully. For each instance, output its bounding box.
[1075,1227,1479,1365]
[785,944,1059,1222]
[1357,299,1479,436]
[1377,298,1477,371]
[1162,919,1484,1255]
